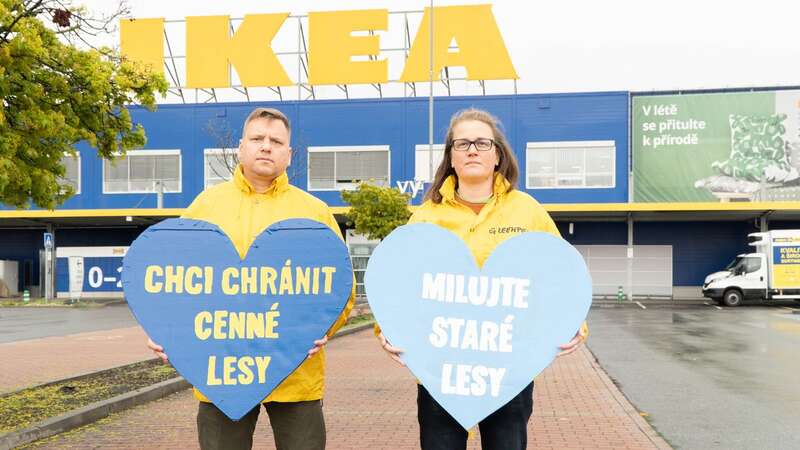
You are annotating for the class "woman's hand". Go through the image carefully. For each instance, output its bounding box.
[557,328,587,357]
[378,332,405,366]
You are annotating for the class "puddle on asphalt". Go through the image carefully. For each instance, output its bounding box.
[769,316,800,335]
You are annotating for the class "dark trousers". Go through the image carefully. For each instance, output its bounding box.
[197,400,325,450]
[417,382,534,450]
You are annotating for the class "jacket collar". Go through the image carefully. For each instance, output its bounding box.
[438,172,512,203]
[233,165,289,196]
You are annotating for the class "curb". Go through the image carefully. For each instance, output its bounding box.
[583,347,673,449]
[332,320,375,337]
[0,320,376,449]
[98,299,128,307]
[0,377,189,450]
[0,300,126,310]
[0,358,162,399]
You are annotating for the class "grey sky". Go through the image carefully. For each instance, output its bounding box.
[79,0,800,101]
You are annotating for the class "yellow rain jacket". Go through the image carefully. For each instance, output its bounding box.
[376,173,588,339]
[183,166,355,403]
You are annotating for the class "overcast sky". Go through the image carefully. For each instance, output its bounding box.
[79,0,800,102]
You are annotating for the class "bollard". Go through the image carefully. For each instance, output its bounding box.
[23,289,30,303]
[617,286,625,302]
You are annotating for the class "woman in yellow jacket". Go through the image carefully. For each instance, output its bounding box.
[378,108,588,450]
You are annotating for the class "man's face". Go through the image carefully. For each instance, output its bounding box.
[238,117,292,184]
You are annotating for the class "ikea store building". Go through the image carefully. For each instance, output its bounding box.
[2,8,800,301]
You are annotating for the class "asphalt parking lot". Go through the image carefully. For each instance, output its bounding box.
[0,304,136,343]
[5,300,800,449]
[587,302,800,450]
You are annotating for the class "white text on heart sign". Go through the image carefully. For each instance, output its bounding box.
[421,272,531,398]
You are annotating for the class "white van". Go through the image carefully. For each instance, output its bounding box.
[702,230,800,306]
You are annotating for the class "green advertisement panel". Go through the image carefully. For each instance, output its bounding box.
[633,90,800,202]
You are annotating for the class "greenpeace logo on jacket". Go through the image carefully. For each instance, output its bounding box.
[488,226,529,235]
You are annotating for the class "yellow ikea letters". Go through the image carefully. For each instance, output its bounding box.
[185,14,291,88]
[400,5,518,82]
[308,9,388,85]
[119,18,164,74]
[120,5,517,88]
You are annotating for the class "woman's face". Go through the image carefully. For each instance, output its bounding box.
[450,120,500,185]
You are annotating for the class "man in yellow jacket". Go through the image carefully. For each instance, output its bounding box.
[147,107,354,450]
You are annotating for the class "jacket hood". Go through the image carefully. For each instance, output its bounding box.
[438,172,513,203]
[233,165,290,196]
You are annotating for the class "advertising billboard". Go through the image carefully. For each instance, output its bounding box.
[633,90,800,202]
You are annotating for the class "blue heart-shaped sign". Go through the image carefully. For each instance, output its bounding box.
[122,218,352,420]
[365,223,591,429]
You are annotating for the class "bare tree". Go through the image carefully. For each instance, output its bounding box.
[203,118,307,188]
[203,119,240,187]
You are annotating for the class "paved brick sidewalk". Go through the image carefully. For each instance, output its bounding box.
[26,329,670,449]
[0,326,151,394]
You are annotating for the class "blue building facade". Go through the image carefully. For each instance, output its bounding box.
[18,91,627,210]
[3,90,794,295]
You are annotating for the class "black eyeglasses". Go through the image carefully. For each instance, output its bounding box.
[451,138,495,152]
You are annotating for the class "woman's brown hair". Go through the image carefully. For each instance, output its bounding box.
[424,108,519,203]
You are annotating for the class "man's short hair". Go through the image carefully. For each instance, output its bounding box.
[241,108,291,140]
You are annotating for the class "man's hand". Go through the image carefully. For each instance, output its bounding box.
[308,335,328,356]
[378,332,405,367]
[147,338,168,363]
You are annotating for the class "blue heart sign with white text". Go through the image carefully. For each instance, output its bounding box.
[365,223,591,429]
[122,218,352,420]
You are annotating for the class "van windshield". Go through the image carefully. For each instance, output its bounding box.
[726,256,762,274]
[725,257,742,270]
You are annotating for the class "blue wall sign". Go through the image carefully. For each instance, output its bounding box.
[365,224,592,430]
[122,218,353,420]
[56,256,123,293]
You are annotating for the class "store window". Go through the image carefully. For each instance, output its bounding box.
[204,148,239,188]
[414,144,444,182]
[526,141,615,189]
[308,145,390,190]
[59,154,81,194]
[103,150,182,193]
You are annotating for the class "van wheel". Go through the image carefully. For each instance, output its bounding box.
[723,289,743,307]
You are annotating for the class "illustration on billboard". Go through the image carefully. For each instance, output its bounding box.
[633,90,800,202]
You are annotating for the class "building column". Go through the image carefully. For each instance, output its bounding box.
[45,223,56,300]
[759,214,769,232]
[627,214,634,301]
